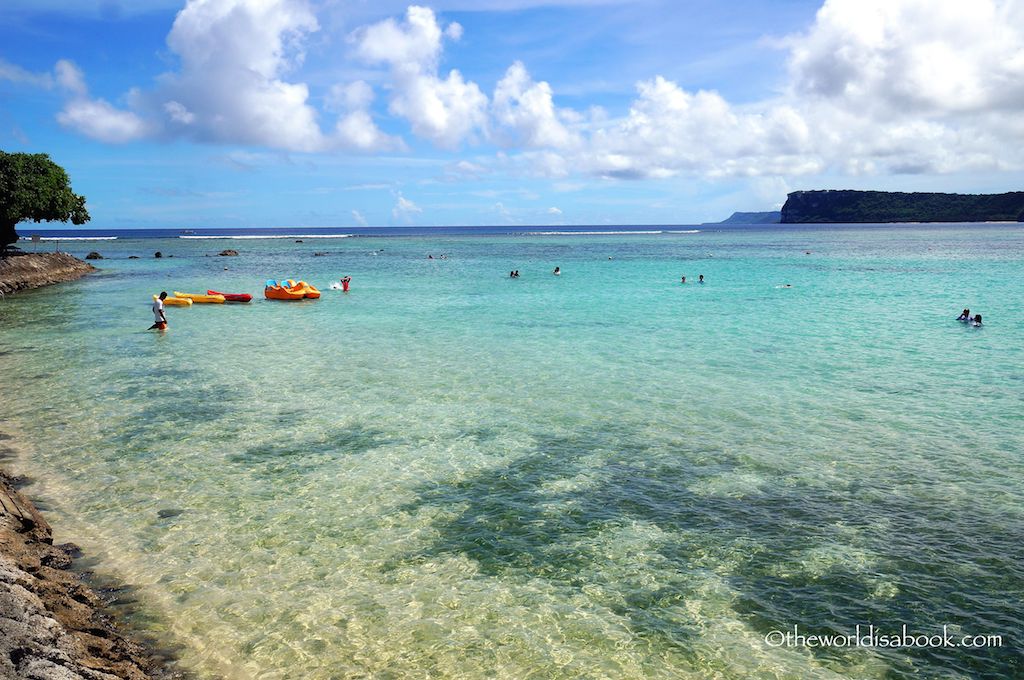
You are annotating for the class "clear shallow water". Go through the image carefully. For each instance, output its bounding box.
[1,226,1022,678]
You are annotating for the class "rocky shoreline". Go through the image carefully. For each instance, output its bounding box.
[0,253,95,296]
[1,252,179,679]
[0,461,176,679]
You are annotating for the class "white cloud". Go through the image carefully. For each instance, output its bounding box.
[444,21,463,41]
[326,80,404,151]
[354,5,488,148]
[28,0,1024,186]
[158,0,325,151]
[352,209,368,226]
[492,61,577,149]
[326,80,375,113]
[164,100,195,124]
[335,110,404,151]
[54,59,87,95]
[57,98,151,143]
[504,0,1024,180]
[49,0,397,153]
[391,192,423,222]
[0,58,53,88]
[547,206,562,214]
[789,0,1024,114]
[53,59,149,143]
[493,201,513,222]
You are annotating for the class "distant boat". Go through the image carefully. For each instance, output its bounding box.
[181,229,196,235]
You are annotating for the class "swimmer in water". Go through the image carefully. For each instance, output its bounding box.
[957,308,970,322]
[698,274,704,283]
[341,276,351,292]
[972,314,983,327]
[681,275,686,284]
[553,266,561,275]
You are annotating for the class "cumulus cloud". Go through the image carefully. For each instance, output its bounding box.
[54,59,150,143]
[27,0,1024,184]
[547,206,562,214]
[327,80,405,151]
[155,0,325,151]
[47,0,397,152]
[326,80,375,113]
[57,98,151,143]
[789,0,1024,114]
[501,0,1024,180]
[492,61,577,149]
[352,209,368,226]
[353,5,488,148]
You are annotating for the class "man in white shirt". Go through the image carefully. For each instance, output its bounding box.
[149,291,168,331]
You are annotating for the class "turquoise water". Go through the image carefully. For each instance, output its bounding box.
[1,227,1022,678]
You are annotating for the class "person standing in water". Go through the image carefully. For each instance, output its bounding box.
[341,276,351,292]
[972,314,983,327]
[957,308,971,322]
[149,292,168,331]
[553,267,561,276]
[681,275,686,284]
[699,274,704,283]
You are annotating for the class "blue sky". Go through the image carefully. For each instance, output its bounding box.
[1,0,1022,229]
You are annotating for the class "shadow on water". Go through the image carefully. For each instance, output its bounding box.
[226,423,393,478]
[396,425,1024,678]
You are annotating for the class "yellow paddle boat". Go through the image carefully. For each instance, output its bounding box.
[155,294,192,306]
[173,291,226,304]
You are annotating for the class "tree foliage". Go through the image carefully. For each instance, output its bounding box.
[0,151,90,248]
[781,190,1024,224]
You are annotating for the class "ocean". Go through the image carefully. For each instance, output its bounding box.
[1,224,1021,678]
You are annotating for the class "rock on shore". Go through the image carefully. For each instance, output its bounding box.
[0,253,95,296]
[1,470,166,679]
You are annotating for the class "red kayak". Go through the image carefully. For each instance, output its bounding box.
[207,289,253,303]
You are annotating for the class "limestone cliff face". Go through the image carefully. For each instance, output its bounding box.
[0,253,95,296]
[780,190,1024,223]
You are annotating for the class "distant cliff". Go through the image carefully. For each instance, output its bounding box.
[780,190,1024,223]
[716,211,781,224]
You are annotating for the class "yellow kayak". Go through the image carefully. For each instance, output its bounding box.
[155,294,192,306]
[173,291,226,304]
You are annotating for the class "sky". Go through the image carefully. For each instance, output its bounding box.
[1,0,1023,229]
